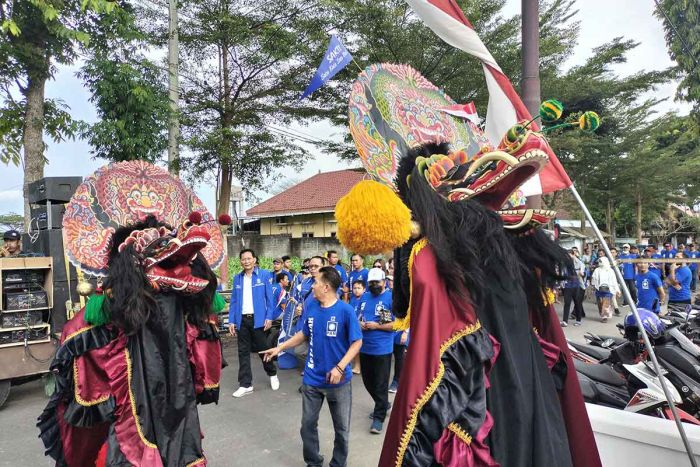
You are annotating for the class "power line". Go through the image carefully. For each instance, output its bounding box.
[653,0,698,68]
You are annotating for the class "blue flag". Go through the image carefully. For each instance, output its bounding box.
[300,35,352,100]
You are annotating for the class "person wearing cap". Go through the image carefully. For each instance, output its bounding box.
[642,246,663,279]
[273,257,293,286]
[357,267,394,434]
[618,243,638,306]
[1,230,22,257]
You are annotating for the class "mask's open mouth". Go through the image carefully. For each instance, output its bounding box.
[446,149,548,211]
[500,208,557,230]
[143,225,211,293]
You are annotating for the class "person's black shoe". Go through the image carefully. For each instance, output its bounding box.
[614,308,621,316]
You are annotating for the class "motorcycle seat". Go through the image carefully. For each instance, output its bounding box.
[569,341,611,362]
[574,359,626,387]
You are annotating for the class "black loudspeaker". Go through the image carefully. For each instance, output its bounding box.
[28,177,82,205]
[22,230,78,282]
[29,204,66,230]
[51,279,79,332]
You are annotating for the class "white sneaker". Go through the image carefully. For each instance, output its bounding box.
[232,386,253,398]
[270,375,280,391]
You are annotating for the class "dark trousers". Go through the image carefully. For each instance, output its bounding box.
[237,315,276,387]
[691,269,697,292]
[301,383,352,467]
[359,353,392,422]
[392,344,406,383]
[562,287,584,323]
[623,279,637,304]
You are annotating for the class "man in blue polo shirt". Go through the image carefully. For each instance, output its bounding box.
[667,253,692,306]
[261,266,362,467]
[328,250,348,288]
[635,261,665,313]
[619,243,638,305]
[660,242,677,278]
[344,254,369,295]
[228,248,277,397]
[358,268,394,434]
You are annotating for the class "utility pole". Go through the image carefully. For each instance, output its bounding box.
[521,0,541,208]
[168,0,180,175]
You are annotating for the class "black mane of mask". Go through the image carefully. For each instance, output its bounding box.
[394,143,521,311]
[103,215,213,334]
[508,229,572,323]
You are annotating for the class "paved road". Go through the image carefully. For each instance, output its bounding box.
[0,298,631,466]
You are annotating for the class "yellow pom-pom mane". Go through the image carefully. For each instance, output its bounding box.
[335,180,412,255]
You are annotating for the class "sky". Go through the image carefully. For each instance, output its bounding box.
[0,0,691,218]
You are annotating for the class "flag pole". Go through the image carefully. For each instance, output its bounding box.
[569,184,697,466]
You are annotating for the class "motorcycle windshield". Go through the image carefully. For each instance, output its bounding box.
[669,327,700,358]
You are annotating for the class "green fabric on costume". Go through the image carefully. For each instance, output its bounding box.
[84,294,110,326]
[212,291,227,313]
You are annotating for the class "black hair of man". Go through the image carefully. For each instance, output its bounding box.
[318,266,341,290]
[303,258,311,265]
[281,255,291,261]
[351,253,364,261]
[311,255,326,264]
[327,250,337,256]
[352,279,366,289]
[239,248,257,259]
[276,272,288,283]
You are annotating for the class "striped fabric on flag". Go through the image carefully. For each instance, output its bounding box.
[405,0,573,195]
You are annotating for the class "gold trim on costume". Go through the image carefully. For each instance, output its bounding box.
[447,422,473,445]
[63,325,95,342]
[73,359,110,406]
[186,457,206,466]
[203,382,220,389]
[125,348,158,449]
[394,322,482,466]
[393,237,428,331]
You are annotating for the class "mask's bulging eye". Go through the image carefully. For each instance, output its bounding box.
[159,238,169,248]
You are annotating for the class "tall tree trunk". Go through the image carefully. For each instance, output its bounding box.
[22,76,47,230]
[216,33,233,217]
[635,189,643,244]
[606,198,614,244]
[217,164,233,217]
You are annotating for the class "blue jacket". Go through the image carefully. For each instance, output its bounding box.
[228,267,274,329]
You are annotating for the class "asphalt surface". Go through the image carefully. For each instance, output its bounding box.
[0,298,637,466]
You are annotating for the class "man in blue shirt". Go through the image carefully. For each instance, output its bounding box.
[635,261,665,313]
[643,246,663,279]
[358,268,395,434]
[261,266,362,467]
[228,249,277,397]
[344,254,369,297]
[619,243,638,305]
[660,242,677,278]
[667,253,693,305]
[686,244,698,292]
[272,272,291,321]
[327,250,348,290]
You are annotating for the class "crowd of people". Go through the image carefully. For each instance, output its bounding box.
[559,242,698,326]
[226,249,403,467]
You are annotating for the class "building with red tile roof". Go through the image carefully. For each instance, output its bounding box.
[247,168,367,238]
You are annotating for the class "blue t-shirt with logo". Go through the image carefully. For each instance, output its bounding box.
[660,249,677,259]
[347,268,369,289]
[302,299,362,388]
[619,253,638,280]
[358,289,394,355]
[349,295,363,318]
[669,266,692,302]
[635,271,663,313]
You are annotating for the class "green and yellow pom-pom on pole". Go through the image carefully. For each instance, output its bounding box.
[521,98,565,129]
[542,110,601,134]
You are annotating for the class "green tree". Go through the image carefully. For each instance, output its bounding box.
[0,212,23,231]
[0,0,117,226]
[167,0,340,216]
[655,0,700,116]
[78,2,170,162]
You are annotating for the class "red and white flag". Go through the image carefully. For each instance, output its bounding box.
[405,0,572,195]
[439,101,479,124]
